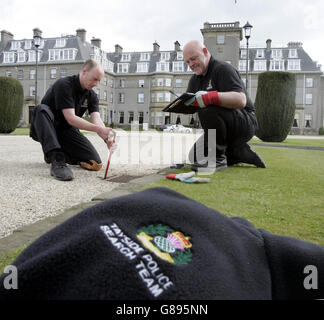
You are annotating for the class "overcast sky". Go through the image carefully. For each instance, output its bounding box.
[1,0,324,67]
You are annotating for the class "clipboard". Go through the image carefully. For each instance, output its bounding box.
[163,92,199,114]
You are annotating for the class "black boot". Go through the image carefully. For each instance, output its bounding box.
[232,143,266,168]
[49,150,74,181]
[191,154,227,173]
[190,140,228,173]
[44,154,51,164]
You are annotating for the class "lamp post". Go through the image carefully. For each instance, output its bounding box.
[243,21,253,92]
[32,28,42,106]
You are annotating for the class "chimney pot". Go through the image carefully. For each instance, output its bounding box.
[91,37,101,48]
[115,44,123,53]
[153,41,160,53]
[76,28,86,42]
[0,30,14,50]
[174,41,181,51]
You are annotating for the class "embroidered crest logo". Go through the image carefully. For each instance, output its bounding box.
[136,224,192,265]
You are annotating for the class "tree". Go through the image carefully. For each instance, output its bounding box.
[254,71,296,142]
[0,77,24,133]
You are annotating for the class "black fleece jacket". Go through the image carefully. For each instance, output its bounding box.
[0,187,323,300]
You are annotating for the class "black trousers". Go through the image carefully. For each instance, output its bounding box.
[30,104,101,165]
[189,106,257,163]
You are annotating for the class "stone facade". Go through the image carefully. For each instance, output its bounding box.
[0,22,323,133]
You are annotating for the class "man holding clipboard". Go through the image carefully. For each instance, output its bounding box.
[165,40,266,173]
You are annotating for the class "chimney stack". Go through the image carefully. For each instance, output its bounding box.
[33,27,42,38]
[153,41,160,53]
[287,41,302,48]
[174,41,181,51]
[266,39,272,51]
[91,37,101,48]
[0,30,14,50]
[76,28,86,42]
[115,44,123,53]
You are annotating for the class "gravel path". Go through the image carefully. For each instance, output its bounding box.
[0,132,198,239]
[2,132,320,239]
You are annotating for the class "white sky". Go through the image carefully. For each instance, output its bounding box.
[1,0,324,67]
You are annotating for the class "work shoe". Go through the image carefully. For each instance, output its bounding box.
[80,160,102,171]
[232,144,266,168]
[191,156,227,174]
[44,154,51,164]
[50,152,74,181]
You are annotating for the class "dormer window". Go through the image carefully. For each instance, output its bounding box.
[271,49,282,59]
[156,61,169,72]
[121,53,131,62]
[172,61,184,72]
[24,40,32,50]
[287,59,301,71]
[254,60,267,71]
[177,51,183,60]
[140,53,150,61]
[137,62,149,73]
[55,38,66,48]
[3,52,15,63]
[17,51,26,63]
[288,49,298,58]
[240,49,247,59]
[38,40,45,49]
[48,49,77,61]
[256,49,264,58]
[117,63,129,73]
[10,41,21,50]
[160,52,170,61]
[270,59,285,71]
[28,50,42,62]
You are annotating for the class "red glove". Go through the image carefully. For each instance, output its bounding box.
[191,91,220,108]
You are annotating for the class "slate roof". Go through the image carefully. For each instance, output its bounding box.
[0,34,321,73]
[107,50,191,74]
[0,35,92,64]
[246,47,321,72]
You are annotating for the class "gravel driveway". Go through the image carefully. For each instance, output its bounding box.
[0,131,199,239]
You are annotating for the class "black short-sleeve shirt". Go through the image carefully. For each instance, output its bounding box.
[187,56,255,112]
[41,74,99,129]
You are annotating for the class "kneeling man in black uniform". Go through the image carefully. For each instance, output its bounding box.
[183,40,266,172]
[30,59,115,181]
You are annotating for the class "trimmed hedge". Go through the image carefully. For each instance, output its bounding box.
[255,71,296,142]
[0,76,24,133]
[319,127,324,135]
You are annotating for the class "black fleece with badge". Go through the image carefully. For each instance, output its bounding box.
[0,187,323,300]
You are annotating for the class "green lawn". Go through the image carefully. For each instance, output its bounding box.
[1,136,324,271]
[142,146,324,246]
[8,128,324,147]
[0,245,27,274]
[6,127,31,135]
[251,136,324,148]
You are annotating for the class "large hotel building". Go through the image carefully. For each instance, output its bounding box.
[0,22,323,134]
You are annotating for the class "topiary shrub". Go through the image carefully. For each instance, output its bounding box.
[0,76,24,133]
[319,127,324,135]
[255,71,296,142]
